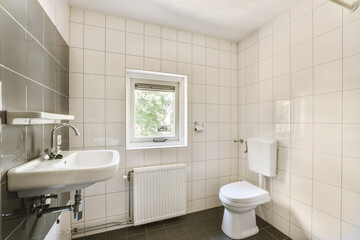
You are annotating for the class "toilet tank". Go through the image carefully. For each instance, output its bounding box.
[247,137,277,177]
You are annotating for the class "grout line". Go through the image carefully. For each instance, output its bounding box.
[104,13,108,223]
[340,4,344,239]
[0,5,69,72]
[287,8,292,228]
[311,2,315,238]
[4,217,27,240]
[0,64,68,98]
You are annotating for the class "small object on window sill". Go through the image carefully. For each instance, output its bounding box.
[157,125,172,132]
[194,122,204,132]
[153,138,168,142]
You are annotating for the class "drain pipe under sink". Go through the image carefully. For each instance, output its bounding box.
[31,190,83,220]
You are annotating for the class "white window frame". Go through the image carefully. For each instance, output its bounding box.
[126,69,187,150]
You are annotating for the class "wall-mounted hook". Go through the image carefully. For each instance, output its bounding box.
[244,141,248,153]
[233,139,248,153]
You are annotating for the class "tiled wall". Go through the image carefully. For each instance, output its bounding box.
[37,0,70,44]
[238,0,360,239]
[68,7,239,236]
[0,0,70,239]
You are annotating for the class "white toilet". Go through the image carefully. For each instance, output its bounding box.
[219,137,277,239]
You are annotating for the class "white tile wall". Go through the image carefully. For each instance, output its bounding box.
[238,1,360,239]
[68,1,360,239]
[44,208,71,240]
[69,7,238,237]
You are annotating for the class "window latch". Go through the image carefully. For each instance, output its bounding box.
[153,138,168,143]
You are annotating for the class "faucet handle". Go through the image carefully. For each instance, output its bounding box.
[44,148,54,160]
[56,146,62,154]
[54,146,60,152]
[44,148,51,155]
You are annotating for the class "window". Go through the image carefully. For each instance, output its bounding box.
[126,69,187,149]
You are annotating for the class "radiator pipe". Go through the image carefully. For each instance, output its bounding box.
[127,170,134,224]
[71,220,130,235]
[70,171,134,236]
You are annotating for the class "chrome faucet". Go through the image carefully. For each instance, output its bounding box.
[45,123,80,159]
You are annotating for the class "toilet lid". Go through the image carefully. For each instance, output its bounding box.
[219,181,269,203]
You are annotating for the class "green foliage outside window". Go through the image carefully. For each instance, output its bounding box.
[134,90,175,137]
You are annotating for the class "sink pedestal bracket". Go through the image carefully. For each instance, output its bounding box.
[31,190,83,220]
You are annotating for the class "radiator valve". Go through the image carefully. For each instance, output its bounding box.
[123,170,133,181]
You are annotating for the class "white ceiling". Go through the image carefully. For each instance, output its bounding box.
[69,0,300,41]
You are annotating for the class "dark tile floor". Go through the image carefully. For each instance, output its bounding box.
[77,206,291,240]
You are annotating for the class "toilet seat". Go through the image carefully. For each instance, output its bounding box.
[219,181,271,239]
[219,181,270,204]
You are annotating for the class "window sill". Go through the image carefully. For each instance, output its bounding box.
[126,141,187,150]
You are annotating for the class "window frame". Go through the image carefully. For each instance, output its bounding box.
[126,69,187,150]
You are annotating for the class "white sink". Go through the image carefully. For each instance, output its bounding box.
[7,150,119,198]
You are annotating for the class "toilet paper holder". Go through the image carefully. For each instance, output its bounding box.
[194,122,204,132]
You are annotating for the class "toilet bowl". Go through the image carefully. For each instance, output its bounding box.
[219,181,270,239]
[219,137,277,239]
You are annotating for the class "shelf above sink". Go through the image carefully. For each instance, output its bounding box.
[6,111,75,125]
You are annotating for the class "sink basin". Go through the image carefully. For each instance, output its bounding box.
[7,150,119,198]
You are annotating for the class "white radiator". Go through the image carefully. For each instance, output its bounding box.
[133,163,187,226]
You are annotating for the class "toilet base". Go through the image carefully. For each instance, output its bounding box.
[221,208,259,239]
